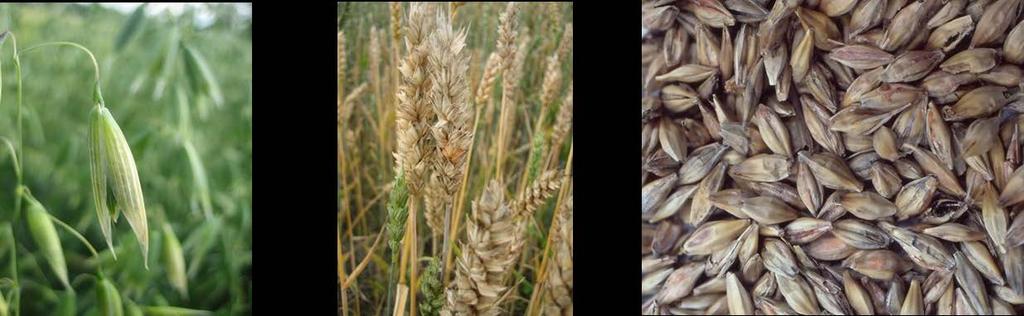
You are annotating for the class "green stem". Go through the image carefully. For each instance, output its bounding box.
[11,33,20,191]
[0,137,20,185]
[6,226,18,316]
[2,32,20,316]
[385,255,398,316]
[46,213,102,274]
[17,41,103,106]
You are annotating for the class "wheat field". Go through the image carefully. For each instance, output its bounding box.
[337,2,573,316]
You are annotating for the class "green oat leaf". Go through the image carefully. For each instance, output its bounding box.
[183,216,220,278]
[152,27,179,100]
[114,4,147,52]
[0,31,9,48]
[96,275,124,316]
[183,139,211,219]
[57,291,75,316]
[181,44,224,107]
[162,223,188,298]
[140,306,212,316]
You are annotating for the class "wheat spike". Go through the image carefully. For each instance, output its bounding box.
[475,52,501,108]
[390,2,402,46]
[420,257,445,316]
[513,170,561,218]
[424,174,446,236]
[550,82,572,150]
[556,23,572,64]
[541,3,562,56]
[386,175,410,261]
[494,2,520,181]
[344,82,368,109]
[496,3,519,72]
[442,180,523,316]
[395,3,437,195]
[421,10,472,241]
[427,10,472,200]
[338,30,346,111]
[369,26,381,102]
[540,53,561,110]
[541,197,573,316]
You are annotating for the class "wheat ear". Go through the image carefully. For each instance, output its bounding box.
[425,11,473,305]
[395,3,437,195]
[540,53,562,112]
[556,23,572,64]
[419,257,445,316]
[541,196,572,316]
[441,180,523,316]
[493,2,519,181]
[475,52,500,108]
[385,173,410,315]
[424,176,446,246]
[426,9,472,221]
[517,52,561,191]
[338,30,346,111]
[390,2,403,48]
[550,82,572,147]
[513,169,561,218]
[546,82,572,169]
[393,4,436,316]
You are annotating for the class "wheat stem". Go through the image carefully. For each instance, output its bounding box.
[526,143,572,315]
[340,253,349,316]
[342,230,386,288]
[409,199,419,316]
[493,3,519,183]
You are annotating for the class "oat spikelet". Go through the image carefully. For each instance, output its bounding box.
[513,170,562,217]
[541,197,573,316]
[442,180,523,316]
[94,106,149,268]
[395,3,437,195]
[475,52,501,107]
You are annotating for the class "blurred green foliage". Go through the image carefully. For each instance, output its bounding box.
[0,4,250,315]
